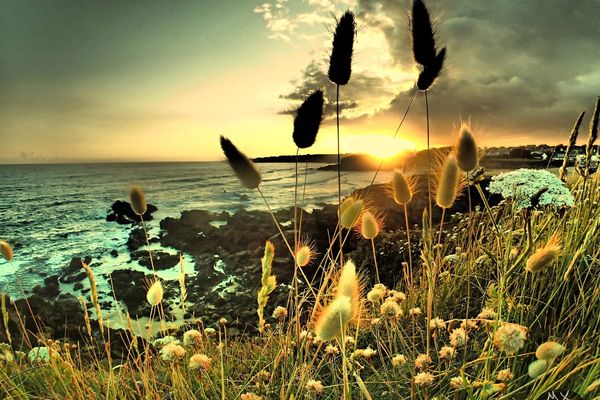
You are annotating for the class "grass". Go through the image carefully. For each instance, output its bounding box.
[1,2,600,399]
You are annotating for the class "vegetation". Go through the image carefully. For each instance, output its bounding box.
[1,1,599,399]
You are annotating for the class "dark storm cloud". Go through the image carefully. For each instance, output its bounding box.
[287,0,600,143]
[279,60,396,121]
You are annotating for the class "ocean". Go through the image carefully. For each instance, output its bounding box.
[0,162,393,298]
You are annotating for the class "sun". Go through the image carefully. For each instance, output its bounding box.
[344,134,416,159]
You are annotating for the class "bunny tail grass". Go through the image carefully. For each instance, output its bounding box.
[220,136,262,189]
[293,89,324,149]
[455,123,479,172]
[328,11,355,86]
[417,47,446,91]
[411,0,437,67]
[560,111,585,181]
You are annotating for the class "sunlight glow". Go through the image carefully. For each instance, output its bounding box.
[343,134,416,159]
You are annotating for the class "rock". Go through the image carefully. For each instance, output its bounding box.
[106,200,157,225]
[110,249,119,258]
[32,275,60,298]
[108,269,177,317]
[131,250,180,270]
[59,256,92,284]
[73,282,84,291]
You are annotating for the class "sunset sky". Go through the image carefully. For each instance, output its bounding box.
[1,0,599,163]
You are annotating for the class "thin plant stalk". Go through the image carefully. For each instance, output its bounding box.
[371,238,380,283]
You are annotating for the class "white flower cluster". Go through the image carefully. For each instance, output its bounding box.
[488,169,574,210]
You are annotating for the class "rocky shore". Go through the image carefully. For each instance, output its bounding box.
[0,176,501,359]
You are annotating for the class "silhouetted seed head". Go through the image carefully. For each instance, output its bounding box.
[147,280,164,306]
[328,11,355,86]
[293,90,324,149]
[417,47,446,91]
[435,153,460,209]
[130,186,147,216]
[391,170,413,204]
[0,241,13,262]
[220,136,262,189]
[314,295,353,341]
[455,124,478,172]
[411,0,437,67]
[360,211,380,239]
[535,341,566,361]
[526,234,560,273]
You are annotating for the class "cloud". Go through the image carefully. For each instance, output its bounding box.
[258,0,600,145]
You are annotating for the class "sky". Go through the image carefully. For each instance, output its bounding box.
[0,0,599,163]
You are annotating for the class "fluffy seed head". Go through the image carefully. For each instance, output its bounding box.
[526,234,560,273]
[340,199,364,229]
[183,330,203,347]
[455,124,478,172]
[220,136,261,189]
[493,324,527,355]
[189,353,212,371]
[328,11,355,86]
[414,372,435,387]
[417,47,446,91]
[496,369,514,382]
[435,153,460,209]
[391,170,413,204]
[360,211,380,239]
[449,327,468,348]
[130,186,147,216]
[336,259,361,320]
[380,299,403,319]
[0,241,13,262]
[535,341,566,360]
[391,354,407,367]
[160,343,186,362]
[295,245,312,267]
[305,379,324,395]
[273,306,288,320]
[146,280,164,306]
[293,90,324,149]
[314,295,353,341]
[439,346,456,360]
[528,359,548,379]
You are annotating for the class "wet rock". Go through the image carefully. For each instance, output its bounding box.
[110,249,119,258]
[32,275,60,298]
[106,200,157,225]
[59,256,92,284]
[131,250,180,270]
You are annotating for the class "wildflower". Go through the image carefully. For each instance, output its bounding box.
[129,186,147,216]
[415,354,432,369]
[219,318,228,326]
[272,306,288,320]
[360,211,380,239]
[391,354,407,367]
[488,169,574,210]
[295,245,312,267]
[152,336,180,348]
[477,307,497,320]
[391,170,413,204]
[183,330,203,347]
[450,376,468,389]
[367,284,387,303]
[0,241,13,261]
[535,341,566,361]
[409,307,422,317]
[439,346,455,360]
[493,324,527,355]
[442,254,460,265]
[28,346,54,363]
[526,234,561,273]
[220,136,261,189]
[293,90,324,149]
[380,300,403,319]
[146,280,163,307]
[370,317,381,326]
[240,393,263,400]
[305,379,324,395]
[344,336,355,346]
[460,319,478,331]
[414,372,435,387]
[328,11,355,86]
[455,123,478,172]
[204,327,216,337]
[255,370,271,384]
[387,290,406,302]
[429,317,446,331]
[496,369,513,382]
[300,330,314,342]
[315,296,353,341]
[160,343,186,362]
[188,354,212,371]
[352,347,377,360]
[475,254,491,268]
[325,345,339,356]
[528,359,548,379]
[449,328,468,348]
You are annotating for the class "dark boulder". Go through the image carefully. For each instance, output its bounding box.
[106,200,157,225]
